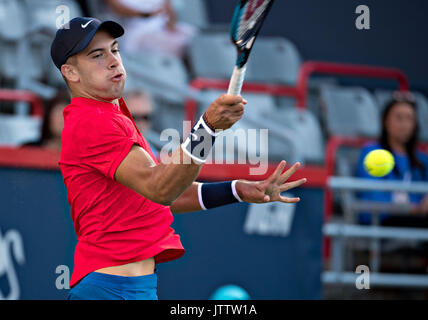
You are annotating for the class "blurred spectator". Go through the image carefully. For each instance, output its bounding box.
[124,89,159,157]
[356,91,428,226]
[22,88,69,152]
[106,0,196,58]
[125,89,154,134]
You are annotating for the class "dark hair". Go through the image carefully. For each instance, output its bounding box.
[379,91,425,179]
[40,88,70,142]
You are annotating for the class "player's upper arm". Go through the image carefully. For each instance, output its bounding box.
[114,144,167,205]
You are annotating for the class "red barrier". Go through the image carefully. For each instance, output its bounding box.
[0,89,44,117]
[296,61,410,108]
[0,146,59,170]
[324,136,373,223]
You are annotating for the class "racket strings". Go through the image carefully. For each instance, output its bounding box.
[236,0,272,42]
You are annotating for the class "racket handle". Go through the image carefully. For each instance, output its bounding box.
[227,65,247,96]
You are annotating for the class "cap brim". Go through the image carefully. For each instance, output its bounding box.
[98,20,125,39]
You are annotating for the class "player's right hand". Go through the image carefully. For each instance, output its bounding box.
[204,94,247,130]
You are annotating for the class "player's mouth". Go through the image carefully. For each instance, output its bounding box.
[111,73,124,82]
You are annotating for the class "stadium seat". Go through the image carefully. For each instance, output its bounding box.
[171,0,209,29]
[320,86,380,138]
[0,0,26,41]
[269,105,325,164]
[0,42,45,81]
[189,33,303,86]
[0,0,30,80]
[374,89,428,142]
[124,52,189,103]
[0,115,41,146]
[188,33,236,79]
[246,37,302,85]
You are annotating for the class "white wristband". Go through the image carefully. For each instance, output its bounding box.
[197,183,207,210]
[231,180,244,202]
[181,115,219,164]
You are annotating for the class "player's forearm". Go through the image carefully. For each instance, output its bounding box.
[169,182,203,213]
[149,147,203,206]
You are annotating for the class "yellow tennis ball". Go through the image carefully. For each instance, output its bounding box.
[363,149,395,177]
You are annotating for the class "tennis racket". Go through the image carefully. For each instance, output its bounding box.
[227,0,275,95]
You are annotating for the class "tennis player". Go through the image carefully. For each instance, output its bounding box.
[51,17,306,300]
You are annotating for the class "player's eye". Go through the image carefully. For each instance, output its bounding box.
[112,49,120,54]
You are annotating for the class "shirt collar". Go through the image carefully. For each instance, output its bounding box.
[67,96,142,136]
[70,97,120,110]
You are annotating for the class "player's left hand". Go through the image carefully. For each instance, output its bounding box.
[235,161,307,204]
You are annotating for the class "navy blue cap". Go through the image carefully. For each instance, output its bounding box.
[51,17,124,70]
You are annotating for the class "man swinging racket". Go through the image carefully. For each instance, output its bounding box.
[51,17,306,300]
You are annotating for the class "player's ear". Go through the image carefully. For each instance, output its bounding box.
[61,61,79,84]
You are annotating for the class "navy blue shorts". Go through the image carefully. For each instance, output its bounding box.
[67,271,158,300]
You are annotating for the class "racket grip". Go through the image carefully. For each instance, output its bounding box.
[227,65,247,96]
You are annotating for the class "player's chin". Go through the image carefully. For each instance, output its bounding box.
[106,82,125,98]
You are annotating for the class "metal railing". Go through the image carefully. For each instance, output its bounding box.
[324,176,428,288]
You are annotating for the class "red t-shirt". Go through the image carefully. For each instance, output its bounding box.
[59,97,185,288]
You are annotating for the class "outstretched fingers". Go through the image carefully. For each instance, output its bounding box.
[279,178,307,193]
[278,195,301,204]
[278,162,301,185]
[265,160,286,185]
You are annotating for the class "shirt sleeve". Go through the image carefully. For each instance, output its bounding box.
[74,112,140,180]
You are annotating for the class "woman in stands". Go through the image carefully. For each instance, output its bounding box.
[356,91,428,227]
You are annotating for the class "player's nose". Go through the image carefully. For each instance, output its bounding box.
[107,53,120,69]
